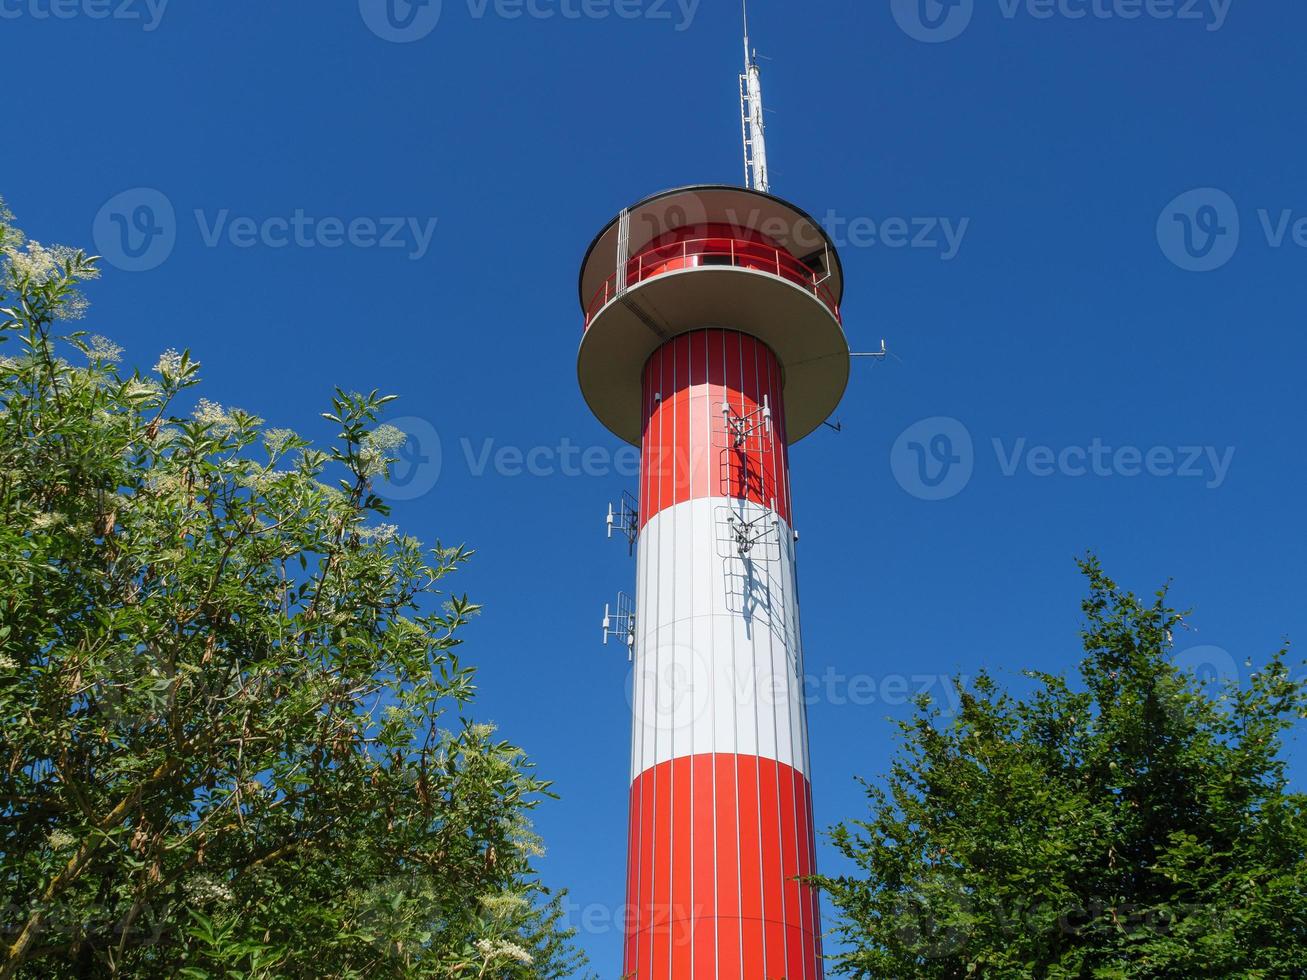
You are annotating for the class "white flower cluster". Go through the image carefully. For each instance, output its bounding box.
[193,399,239,437]
[6,240,96,286]
[262,427,297,456]
[358,523,399,543]
[360,424,409,478]
[153,349,186,378]
[30,512,63,531]
[510,824,546,860]
[183,873,235,906]
[4,240,99,320]
[479,892,530,918]
[0,653,20,671]
[474,937,533,966]
[47,829,76,851]
[236,470,284,493]
[85,335,123,364]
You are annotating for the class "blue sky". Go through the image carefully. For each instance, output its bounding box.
[6,0,1306,972]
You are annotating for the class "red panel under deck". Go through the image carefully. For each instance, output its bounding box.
[640,329,792,529]
[624,755,823,980]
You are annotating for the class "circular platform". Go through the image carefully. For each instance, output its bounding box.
[577,186,851,447]
[578,264,849,446]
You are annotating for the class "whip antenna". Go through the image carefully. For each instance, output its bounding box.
[740,0,771,193]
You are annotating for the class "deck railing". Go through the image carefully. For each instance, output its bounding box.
[584,237,840,329]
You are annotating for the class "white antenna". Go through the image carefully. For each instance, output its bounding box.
[740,0,771,194]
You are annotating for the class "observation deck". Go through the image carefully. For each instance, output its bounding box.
[577,185,851,447]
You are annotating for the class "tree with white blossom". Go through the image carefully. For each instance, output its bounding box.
[0,196,587,978]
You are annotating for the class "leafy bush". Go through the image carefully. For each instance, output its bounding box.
[0,198,584,978]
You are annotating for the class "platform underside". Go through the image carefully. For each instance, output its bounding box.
[578,268,850,446]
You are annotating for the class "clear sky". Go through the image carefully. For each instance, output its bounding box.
[6,0,1305,972]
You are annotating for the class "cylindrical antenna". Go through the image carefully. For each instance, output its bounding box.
[740,0,771,194]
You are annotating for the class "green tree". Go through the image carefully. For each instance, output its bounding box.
[818,557,1307,979]
[0,198,585,978]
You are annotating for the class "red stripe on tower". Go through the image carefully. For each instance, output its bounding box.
[626,757,822,979]
[641,331,792,529]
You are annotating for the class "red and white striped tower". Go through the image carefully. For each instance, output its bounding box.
[578,181,850,979]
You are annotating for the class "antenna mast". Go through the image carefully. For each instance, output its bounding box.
[740,0,771,194]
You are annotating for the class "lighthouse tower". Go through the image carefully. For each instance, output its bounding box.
[579,10,850,979]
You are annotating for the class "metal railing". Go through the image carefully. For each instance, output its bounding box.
[584,237,840,329]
